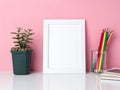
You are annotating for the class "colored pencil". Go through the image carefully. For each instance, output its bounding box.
[107,31,113,46]
[92,28,113,72]
[95,31,105,72]
[92,52,97,72]
[100,31,108,70]
[98,31,107,71]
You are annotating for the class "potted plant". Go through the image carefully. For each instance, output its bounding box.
[11,27,34,75]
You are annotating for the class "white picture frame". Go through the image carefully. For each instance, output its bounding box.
[43,19,86,74]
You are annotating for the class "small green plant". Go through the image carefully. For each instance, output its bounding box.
[11,27,34,51]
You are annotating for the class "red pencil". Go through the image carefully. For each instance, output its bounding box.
[94,30,105,72]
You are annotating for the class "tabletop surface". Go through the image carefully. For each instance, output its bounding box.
[0,72,120,90]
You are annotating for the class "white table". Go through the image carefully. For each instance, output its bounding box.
[0,72,120,90]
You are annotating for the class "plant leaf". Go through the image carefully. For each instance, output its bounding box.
[11,32,17,34]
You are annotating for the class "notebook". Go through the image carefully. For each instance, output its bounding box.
[99,68,120,81]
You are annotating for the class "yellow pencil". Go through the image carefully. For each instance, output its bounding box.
[98,31,106,71]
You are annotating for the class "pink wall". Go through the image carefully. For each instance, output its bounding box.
[0,0,120,72]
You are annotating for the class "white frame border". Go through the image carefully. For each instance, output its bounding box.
[43,19,86,74]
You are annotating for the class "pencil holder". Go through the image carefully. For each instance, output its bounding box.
[91,50,107,73]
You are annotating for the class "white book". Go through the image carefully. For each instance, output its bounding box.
[99,68,120,81]
[100,76,120,81]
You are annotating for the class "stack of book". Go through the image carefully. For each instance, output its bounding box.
[99,68,120,81]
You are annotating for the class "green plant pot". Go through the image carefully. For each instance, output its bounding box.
[11,50,32,75]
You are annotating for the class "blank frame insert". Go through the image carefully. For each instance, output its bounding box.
[43,19,86,73]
